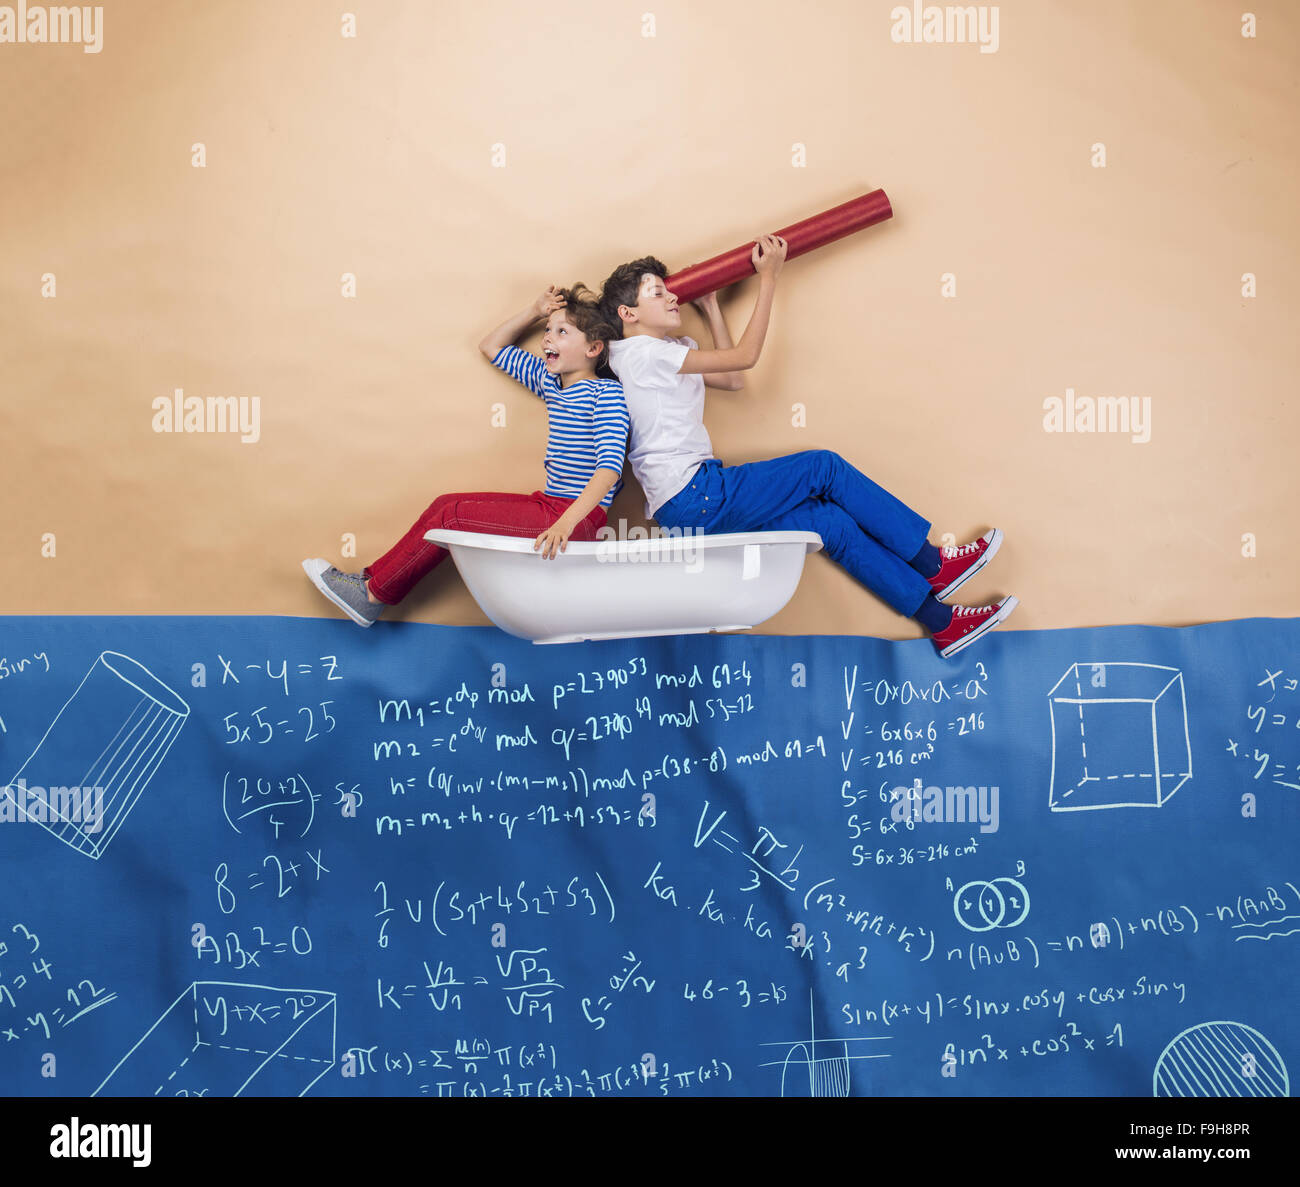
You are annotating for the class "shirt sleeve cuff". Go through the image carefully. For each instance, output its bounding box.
[662,340,690,375]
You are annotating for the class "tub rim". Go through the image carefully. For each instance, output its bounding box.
[424,529,824,556]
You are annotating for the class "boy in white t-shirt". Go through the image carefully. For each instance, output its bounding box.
[598,236,1017,658]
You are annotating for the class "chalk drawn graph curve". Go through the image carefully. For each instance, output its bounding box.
[759,991,891,1097]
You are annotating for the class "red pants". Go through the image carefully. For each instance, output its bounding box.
[364,490,608,605]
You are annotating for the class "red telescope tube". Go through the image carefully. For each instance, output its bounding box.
[663,189,892,304]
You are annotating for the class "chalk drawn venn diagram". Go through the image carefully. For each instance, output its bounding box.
[953,877,1031,932]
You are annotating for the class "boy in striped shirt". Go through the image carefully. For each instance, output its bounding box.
[303,285,628,626]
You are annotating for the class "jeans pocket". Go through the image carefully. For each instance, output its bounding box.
[656,498,682,529]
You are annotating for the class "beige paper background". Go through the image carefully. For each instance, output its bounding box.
[2,0,1297,638]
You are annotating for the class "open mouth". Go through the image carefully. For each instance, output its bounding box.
[544,349,559,363]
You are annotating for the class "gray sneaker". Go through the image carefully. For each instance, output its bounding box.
[302,558,383,627]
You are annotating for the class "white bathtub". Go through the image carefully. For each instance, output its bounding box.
[424,529,823,644]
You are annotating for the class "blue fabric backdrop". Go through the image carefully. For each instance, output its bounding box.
[1,614,1295,1097]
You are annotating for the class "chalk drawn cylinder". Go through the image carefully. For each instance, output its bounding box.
[4,651,190,859]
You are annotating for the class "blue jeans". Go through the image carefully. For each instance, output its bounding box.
[654,450,933,616]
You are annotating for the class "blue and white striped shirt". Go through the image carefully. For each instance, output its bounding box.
[491,345,629,509]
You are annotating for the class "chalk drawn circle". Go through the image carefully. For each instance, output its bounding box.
[991,877,1031,928]
[954,880,1003,932]
[1153,1021,1290,1098]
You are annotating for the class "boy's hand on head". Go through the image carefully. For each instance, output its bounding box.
[751,233,788,280]
[534,285,567,319]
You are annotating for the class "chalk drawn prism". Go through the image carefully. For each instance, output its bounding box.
[93,981,336,1097]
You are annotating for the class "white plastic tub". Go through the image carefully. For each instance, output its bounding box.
[424,529,823,644]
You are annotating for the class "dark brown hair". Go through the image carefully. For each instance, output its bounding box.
[597,257,669,339]
[554,282,618,380]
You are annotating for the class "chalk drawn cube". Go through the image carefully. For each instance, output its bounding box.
[1047,663,1191,810]
[93,981,336,1097]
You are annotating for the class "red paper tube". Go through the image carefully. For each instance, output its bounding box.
[663,188,893,304]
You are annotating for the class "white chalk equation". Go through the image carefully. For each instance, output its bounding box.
[220,769,319,839]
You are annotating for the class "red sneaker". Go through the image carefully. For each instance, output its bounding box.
[930,528,1003,601]
[931,596,1019,658]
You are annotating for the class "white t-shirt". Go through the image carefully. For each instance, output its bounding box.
[606,334,716,519]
